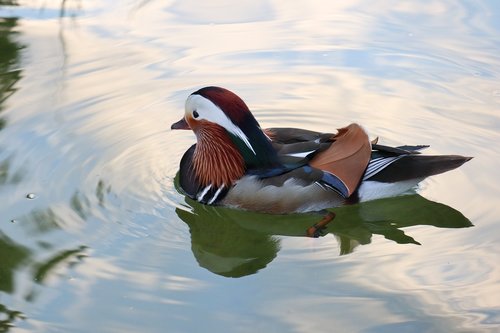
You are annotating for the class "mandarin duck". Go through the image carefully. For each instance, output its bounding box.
[172,86,471,234]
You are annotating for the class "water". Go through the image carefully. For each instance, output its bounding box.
[1,1,499,332]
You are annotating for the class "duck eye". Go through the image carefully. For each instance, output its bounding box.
[193,110,199,119]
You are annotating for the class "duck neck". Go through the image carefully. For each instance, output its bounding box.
[228,122,282,171]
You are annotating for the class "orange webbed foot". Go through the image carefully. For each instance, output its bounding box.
[306,212,336,238]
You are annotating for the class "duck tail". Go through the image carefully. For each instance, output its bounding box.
[368,154,473,183]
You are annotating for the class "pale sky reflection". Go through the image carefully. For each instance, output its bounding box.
[259,242,499,332]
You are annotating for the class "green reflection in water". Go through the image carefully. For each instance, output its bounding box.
[0,12,27,332]
[0,214,89,329]
[0,2,18,6]
[177,205,281,278]
[0,233,30,331]
[0,304,25,333]
[70,191,91,220]
[176,194,472,277]
[0,16,25,189]
[0,158,23,185]
[0,233,30,294]
[95,179,111,207]
[0,17,23,130]
[0,177,108,330]
[32,245,88,285]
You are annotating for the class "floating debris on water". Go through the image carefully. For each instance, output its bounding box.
[26,193,36,199]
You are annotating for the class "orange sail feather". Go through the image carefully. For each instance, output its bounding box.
[309,123,371,196]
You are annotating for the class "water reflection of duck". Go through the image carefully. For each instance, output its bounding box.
[175,194,472,277]
[171,86,472,219]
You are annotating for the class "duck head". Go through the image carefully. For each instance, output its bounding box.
[172,87,258,153]
[172,86,281,169]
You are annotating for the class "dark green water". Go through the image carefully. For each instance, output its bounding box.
[1,1,499,332]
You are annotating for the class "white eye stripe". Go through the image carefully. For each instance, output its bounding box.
[186,94,256,155]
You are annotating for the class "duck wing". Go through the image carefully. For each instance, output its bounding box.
[265,124,372,197]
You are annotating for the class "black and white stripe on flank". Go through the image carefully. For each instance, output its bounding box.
[197,184,212,202]
[314,181,346,197]
[363,156,404,180]
[207,185,225,205]
[197,184,226,205]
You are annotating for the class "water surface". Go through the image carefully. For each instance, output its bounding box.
[1,1,499,332]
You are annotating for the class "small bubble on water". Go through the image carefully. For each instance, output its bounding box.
[26,193,36,199]
[10,219,16,223]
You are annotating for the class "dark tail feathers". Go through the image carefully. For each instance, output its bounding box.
[369,155,472,183]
